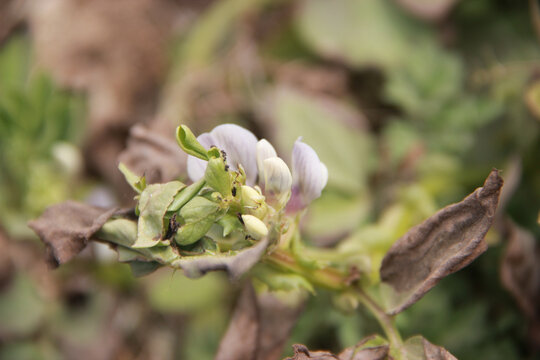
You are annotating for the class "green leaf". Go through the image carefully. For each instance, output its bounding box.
[168,178,206,212]
[272,87,375,194]
[128,261,161,277]
[118,163,148,194]
[205,157,232,196]
[217,214,243,236]
[176,125,209,160]
[175,196,221,245]
[297,0,431,70]
[134,181,184,248]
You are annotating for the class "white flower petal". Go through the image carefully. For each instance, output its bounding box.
[256,139,277,186]
[292,139,327,205]
[263,157,292,201]
[210,124,258,185]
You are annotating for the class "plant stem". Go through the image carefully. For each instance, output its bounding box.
[355,288,404,353]
[264,249,348,291]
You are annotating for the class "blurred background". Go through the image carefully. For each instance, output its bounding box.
[0,0,539,359]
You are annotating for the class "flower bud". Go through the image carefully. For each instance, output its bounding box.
[256,139,277,185]
[241,214,268,240]
[263,157,292,209]
[240,185,267,219]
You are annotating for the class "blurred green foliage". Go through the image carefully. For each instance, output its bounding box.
[0,35,86,238]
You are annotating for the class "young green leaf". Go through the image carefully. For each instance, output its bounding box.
[134,181,184,248]
[174,196,221,246]
[176,125,209,160]
[168,178,205,212]
[118,162,147,194]
[205,156,232,196]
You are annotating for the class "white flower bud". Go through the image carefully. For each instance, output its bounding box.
[263,157,292,209]
[241,214,268,240]
[240,185,267,219]
[256,139,277,186]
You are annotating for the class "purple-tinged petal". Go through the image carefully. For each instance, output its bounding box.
[256,139,277,186]
[292,139,327,205]
[210,124,258,185]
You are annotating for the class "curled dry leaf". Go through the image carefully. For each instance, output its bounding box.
[118,124,187,185]
[28,201,117,267]
[284,335,389,360]
[403,336,457,360]
[380,169,503,315]
[217,282,305,360]
[501,220,540,347]
[216,284,259,360]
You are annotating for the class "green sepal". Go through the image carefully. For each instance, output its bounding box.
[217,214,242,237]
[118,162,146,194]
[205,157,232,197]
[176,125,209,160]
[207,147,221,159]
[168,178,205,212]
[174,196,221,246]
[134,181,184,248]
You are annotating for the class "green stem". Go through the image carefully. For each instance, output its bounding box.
[264,249,347,291]
[355,289,404,354]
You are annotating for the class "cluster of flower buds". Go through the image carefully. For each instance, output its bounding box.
[183,123,328,245]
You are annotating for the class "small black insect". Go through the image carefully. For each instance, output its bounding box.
[221,149,227,160]
[224,164,230,172]
[164,214,180,239]
[231,187,237,196]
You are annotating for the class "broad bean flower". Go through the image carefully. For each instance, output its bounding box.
[186,124,328,211]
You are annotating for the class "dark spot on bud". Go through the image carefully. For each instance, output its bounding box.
[232,187,237,196]
[237,213,244,225]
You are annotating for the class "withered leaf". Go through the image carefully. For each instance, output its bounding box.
[216,284,259,360]
[216,283,305,360]
[256,293,305,360]
[28,201,117,267]
[403,336,457,360]
[118,124,187,185]
[284,335,390,360]
[501,220,540,347]
[338,335,389,360]
[284,345,337,360]
[380,170,503,315]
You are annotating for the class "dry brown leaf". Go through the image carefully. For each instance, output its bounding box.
[337,335,389,360]
[118,124,187,185]
[216,284,260,360]
[28,201,117,267]
[380,169,503,315]
[216,283,305,360]
[501,220,540,348]
[403,336,457,360]
[284,345,337,360]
